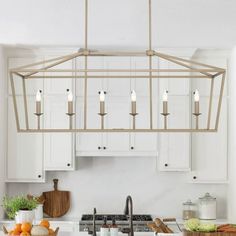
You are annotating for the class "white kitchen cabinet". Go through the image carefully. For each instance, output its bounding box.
[43,96,75,171]
[75,96,159,156]
[7,96,45,182]
[158,96,191,171]
[188,50,228,183]
[75,56,160,156]
[42,54,76,171]
[189,97,228,183]
[76,97,106,156]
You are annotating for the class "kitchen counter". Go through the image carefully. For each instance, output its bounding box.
[0,232,177,236]
[0,218,229,224]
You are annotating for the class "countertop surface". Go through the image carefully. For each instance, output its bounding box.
[0,232,178,236]
[0,218,229,225]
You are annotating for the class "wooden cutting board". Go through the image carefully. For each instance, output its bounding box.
[43,179,70,218]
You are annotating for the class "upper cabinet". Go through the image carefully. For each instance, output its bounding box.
[7,53,76,182]
[189,50,228,183]
[158,56,192,172]
[75,56,158,156]
[7,96,45,182]
[43,55,75,171]
[158,96,191,171]
[43,96,75,171]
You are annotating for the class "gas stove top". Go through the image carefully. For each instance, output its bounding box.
[79,214,153,232]
[81,214,152,222]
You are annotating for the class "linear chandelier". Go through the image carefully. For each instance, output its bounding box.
[9,0,226,133]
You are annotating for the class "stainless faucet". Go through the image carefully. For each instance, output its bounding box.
[88,208,97,236]
[93,208,97,236]
[122,195,134,236]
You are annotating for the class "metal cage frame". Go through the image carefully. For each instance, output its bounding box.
[9,0,226,133]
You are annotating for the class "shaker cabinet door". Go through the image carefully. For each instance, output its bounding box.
[7,96,45,182]
[43,96,75,171]
[189,98,228,183]
[158,96,191,171]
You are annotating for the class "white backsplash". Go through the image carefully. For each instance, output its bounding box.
[6,156,227,219]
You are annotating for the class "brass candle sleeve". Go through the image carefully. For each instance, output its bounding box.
[163,101,168,114]
[36,101,41,114]
[68,101,73,114]
[100,101,105,114]
[131,101,136,114]
[194,101,200,114]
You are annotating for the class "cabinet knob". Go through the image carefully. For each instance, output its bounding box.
[67,163,71,167]
[164,163,168,167]
[193,176,197,180]
[38,175,41,178]
[103,146,106,150]
[98,146,101,150]
[131,146,134,150]
[98,91,107,94]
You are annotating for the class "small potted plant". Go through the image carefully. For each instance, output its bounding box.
[2,195,38,223]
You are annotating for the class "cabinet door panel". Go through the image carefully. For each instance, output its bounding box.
[130,133,158,153]
[190,97,227,182]
[160,96,190,129]
[76,97,103,154]
[159,133,190,171]
[76,133,103,153]
[105,97,130,152]
[44,96,75,170]
[7,97,44,182]
[158,96,190,171]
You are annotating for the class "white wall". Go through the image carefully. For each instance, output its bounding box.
[7,157,227,219]
[0,0,236,48]
[0,45,6,218]
[228,47,236,222]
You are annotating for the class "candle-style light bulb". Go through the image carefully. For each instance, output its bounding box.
[67,89,73,114]
[36,90,42,102]
[194,89,200,102]
[35,90,42,114]
[131,90,136,102]
[194,89,200,115]
[162,90,168,114]
[131,90,137,114]
[67,90,73,102]
[100,91,105,102]
[162,89,168,102]
[99,91,105,114]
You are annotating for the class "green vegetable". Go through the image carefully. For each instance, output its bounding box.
[197,223,217,232]
[185,218,217,232]
[2,195,38,219]
[185,218,200,231]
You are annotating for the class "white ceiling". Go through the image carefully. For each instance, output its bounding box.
[0,0,235,48]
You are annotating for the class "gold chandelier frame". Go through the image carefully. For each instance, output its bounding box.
[9,0,226,133]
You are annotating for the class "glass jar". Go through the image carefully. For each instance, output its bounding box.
[198,193,216,220]
[182,200,197,220]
